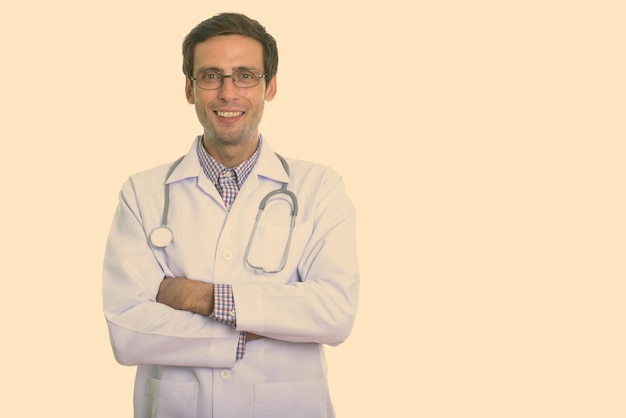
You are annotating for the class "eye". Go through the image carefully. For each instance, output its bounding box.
[199,71,220,81]
[236,70,257,80]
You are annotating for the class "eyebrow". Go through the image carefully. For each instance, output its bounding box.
[195,65,264,75]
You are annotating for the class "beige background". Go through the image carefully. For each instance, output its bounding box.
[1,1,624,416]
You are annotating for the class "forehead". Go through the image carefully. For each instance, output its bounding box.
[193,34,264,72]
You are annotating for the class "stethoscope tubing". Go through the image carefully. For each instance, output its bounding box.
[149,153,298,273]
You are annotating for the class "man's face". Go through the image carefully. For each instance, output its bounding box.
[185,34,277,151]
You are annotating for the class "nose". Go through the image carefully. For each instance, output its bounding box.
[217,75,238,100]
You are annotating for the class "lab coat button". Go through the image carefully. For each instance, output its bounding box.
[222,251,234,260]
[220,369,232,380]
[230,309,236,317]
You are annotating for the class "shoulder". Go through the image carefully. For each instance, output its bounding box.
[119,159,183,201]
[283,156,341,183]
[121,138,200,193]
[281,156,350,205]
[126,161,174,186]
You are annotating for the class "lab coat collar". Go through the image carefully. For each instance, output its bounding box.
[253,138,290,185]
[165,136,289,185]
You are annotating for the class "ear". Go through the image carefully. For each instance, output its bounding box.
[265,75,277,101]
[185,78,195,104]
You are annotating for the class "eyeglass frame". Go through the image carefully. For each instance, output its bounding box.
[190,68,268,90]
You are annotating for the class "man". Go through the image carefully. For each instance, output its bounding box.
[102,12,359,418]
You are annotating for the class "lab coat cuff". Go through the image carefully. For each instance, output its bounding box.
[230,284,263,331]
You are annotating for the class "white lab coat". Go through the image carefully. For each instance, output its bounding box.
[102,138,359,418]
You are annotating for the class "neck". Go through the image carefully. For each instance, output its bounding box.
[202,135,259,168]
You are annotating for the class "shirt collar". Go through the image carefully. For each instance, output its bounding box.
[196,135,262,189]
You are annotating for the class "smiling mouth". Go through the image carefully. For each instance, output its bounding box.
[216,111,244,118]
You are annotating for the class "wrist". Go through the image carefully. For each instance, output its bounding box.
[187,281,214,316]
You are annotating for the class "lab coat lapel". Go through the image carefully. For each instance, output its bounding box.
[232,139,290,203]
[165,139,224,205]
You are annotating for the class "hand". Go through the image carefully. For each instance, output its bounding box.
[156,277,214,316]
[246,332,264,341]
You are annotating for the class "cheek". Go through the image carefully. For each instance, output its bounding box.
[195,101,211,121]
[249,93,267,111]
[192,95,212,115]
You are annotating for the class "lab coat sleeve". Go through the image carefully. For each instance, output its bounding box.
[232,168,359,345]
[102,178,239,369]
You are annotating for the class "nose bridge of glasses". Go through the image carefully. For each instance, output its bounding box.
[220,74,235,88]
[223,74,246,92]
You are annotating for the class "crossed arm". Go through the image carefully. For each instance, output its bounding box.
[156,277,262,340]
[156,277,214,316]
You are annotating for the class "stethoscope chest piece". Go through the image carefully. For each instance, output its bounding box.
[150,226,174,248]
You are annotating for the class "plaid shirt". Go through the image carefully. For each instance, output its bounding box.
[197,135,262,360]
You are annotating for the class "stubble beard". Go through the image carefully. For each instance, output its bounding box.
[200,104,264,152]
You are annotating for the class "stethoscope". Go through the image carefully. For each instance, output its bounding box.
[149,154,298,273]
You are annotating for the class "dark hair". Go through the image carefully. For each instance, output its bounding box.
[182,13,278,86]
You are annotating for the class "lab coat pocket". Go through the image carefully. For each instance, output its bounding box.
[145,377,197,418]
[254,379,330,418]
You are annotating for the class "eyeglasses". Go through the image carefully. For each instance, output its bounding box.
[191,69,267,90]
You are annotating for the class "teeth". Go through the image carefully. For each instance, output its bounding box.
[217,111,243,118]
